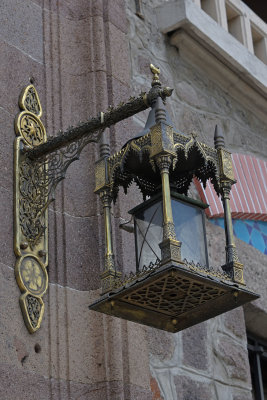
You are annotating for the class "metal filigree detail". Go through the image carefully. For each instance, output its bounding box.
[15,254,47,333]
[15,112,46,147]
[26,295,42,328]
[107,125,221,202]
[226,245,239,264]
[218,148,235,182]
[163,222,176,240]
[19,85,42,117]
[120,273,227,317]
[19,158,48,248]
[14,85,48,333]
[39,131,104,202]
[160,238,182,264]
[112,259,161,290]
[184,259,231,281]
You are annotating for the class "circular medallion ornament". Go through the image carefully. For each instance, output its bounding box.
[15,111,46,147]
[15,255,48,297]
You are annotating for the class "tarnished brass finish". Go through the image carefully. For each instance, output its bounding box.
[27,84,173,160]
[218,148,236,182]
[95,158,109,193]
[14,85,48,333]
[90,263,259,332]
[214,126,244,285]
[150,64,161,86]
[99,190,121,294]
[107,115,220,202]
[13,66,258,334]
[90,66,259,333]
[156,154,183,264]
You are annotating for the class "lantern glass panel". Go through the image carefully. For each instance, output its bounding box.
[133,194,209,270]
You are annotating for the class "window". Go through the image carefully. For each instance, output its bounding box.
[247,334,267,400]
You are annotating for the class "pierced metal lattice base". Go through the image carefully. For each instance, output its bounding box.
[90,264,259,332]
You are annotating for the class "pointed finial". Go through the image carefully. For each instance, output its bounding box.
[214,125,225,149]
[150,64,161,87]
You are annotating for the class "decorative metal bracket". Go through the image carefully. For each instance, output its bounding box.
[14,85,49,332]
[14,74,173,332]
[14,66,250,334]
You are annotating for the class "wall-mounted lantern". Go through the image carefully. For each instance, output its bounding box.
[14,65,259,333]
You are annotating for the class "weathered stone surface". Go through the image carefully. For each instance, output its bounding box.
[174,375,215,400]
[148,327,176,362]
[205,221,226,267]
[63,146,99,217]
[49,210,102,290]
[214,336,250,381]
[0,40,45,116]
[107,23,130,86]
[244,303,267,341]
[122,321,151,389]
[46,0,94,20]
[0,109,14,191]
[235,235,267,312]
[150,377,164,400]
[59,17,93,76]
[233,390,253,400]
[0,187,14,268]
[0,0,43,63]
[0,363,152,400]
[104,0,128,34]
[182,322,208,371]
[223,308,247,339]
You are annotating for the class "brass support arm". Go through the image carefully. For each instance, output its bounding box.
[27,85,173,160]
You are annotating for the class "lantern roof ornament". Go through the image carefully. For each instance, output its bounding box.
[14,64,259,333]
[108,92,221,202]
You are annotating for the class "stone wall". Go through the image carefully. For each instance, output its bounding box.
[125,1,267,399]
[0,0,152,399]
[0,0,266,399]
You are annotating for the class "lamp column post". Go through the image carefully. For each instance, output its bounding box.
[149,95,183,266]
[214,125,245,285]
[99,189,120,293]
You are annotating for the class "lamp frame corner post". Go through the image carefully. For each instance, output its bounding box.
[94,156,121,294]
[214,127,245,285]
[149,96,183,266]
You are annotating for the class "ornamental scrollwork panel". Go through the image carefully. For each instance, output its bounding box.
[14,85,48,333]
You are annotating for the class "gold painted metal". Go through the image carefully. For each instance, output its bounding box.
[156,154,182,264]
[99,190,121,294]
[14,85,48,333]
[150,64,161,86]
[215,129,244,285]
[90,263,259,332]
[90,65,259,332]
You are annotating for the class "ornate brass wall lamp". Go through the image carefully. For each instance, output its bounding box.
[14,65,259,333]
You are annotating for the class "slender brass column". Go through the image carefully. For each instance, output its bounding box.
[214,126,245,285]
[221,181,237,263]
[158,155,176,240]
[99,190,120,293]
[156,155,183,265]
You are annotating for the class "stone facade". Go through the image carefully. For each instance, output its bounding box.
[0,0,266,399]
[126,1,266,399]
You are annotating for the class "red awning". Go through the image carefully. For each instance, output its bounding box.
[195,153,267,221]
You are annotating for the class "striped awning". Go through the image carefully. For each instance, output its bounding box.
[195,153,267,221]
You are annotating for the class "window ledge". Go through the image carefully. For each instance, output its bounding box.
[156,0,267,120]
